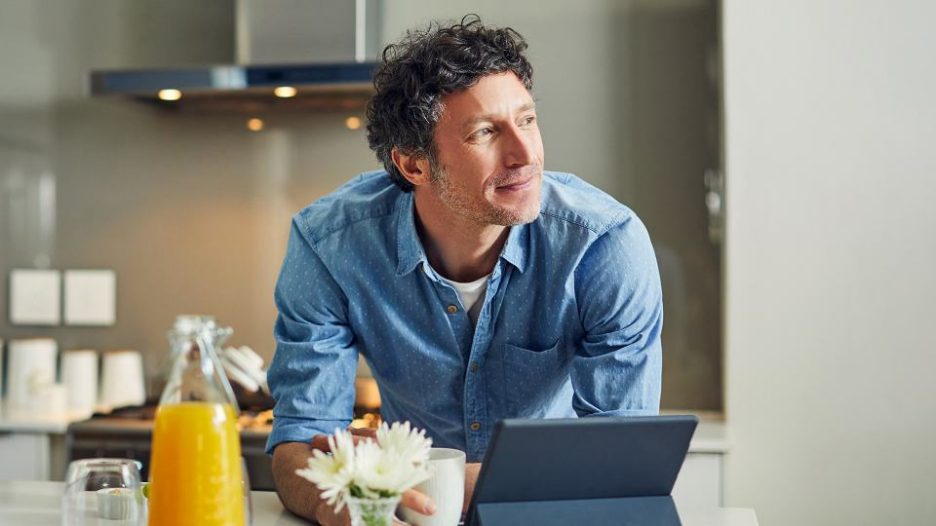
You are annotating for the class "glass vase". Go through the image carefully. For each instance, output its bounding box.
[346,495,401,526]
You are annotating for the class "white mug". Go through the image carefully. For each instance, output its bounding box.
[6,338,58,417]
[400,447,466,526]
[98,350,146,411]
[62,350,99,418]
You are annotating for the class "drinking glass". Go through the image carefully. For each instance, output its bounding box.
[62,458,145,525]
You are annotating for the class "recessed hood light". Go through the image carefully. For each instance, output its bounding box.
[88,0,382,112]
[157,89,182,101]
[247,118,264,132]
[274,86,297,98]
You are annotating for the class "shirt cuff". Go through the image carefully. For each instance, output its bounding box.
[265,416,351,455]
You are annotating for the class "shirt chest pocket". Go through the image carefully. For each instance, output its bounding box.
[500,340,569,416]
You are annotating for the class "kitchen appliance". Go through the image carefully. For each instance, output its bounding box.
[88,0,382,112]
[5,338,58,418]
[65,406,275,491]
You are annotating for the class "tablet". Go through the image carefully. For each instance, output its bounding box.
[465,415,698,525]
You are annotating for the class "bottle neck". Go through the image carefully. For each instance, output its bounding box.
[159,328,238,412]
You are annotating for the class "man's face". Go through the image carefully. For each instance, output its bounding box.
[426,72,544,227]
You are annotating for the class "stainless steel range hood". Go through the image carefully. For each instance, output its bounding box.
[89,0,381,112]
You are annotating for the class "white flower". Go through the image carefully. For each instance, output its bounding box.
[353,436,433,496]
[377,421,433,470]
[295,428,357,511]
[296,421,435,510]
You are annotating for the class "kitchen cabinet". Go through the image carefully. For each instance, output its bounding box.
[0,419,70,481]
[0,433,51,481]
[0,413,82,480]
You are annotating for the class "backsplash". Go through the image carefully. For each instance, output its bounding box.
[2,104,375,387]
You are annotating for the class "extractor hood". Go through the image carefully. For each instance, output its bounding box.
[89,0,381,112]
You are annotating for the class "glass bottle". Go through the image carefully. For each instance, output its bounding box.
[148,316,246,526]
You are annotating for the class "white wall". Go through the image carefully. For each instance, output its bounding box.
[723,1,936,524]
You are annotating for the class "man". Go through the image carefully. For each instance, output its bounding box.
[268,15,663,525]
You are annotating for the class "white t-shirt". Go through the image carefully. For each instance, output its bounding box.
[439,273,490,325]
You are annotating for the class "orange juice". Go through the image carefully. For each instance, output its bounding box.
[148,402,245,526]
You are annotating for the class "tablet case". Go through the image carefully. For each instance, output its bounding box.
[466,415,698,526]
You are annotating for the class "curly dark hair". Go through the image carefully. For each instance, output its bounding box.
[366,14,534,191]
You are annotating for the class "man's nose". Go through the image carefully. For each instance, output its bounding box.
[503,125,538,168]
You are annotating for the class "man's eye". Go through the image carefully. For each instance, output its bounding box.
[471,128,494,140]
[521,115,537,126]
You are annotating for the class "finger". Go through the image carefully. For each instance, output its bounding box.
[400,489,436,516]
[348,427,378,439]
[309,434,331,452]
[393,518,411,526]
[311,431,374,451]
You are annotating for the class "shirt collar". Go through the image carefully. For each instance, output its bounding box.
[499,221,529,273]
[394,190,531,276]
[395,191,428,276]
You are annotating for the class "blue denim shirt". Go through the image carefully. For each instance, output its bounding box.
[266,170,663,461]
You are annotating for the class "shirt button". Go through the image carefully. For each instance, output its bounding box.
[446,304,458,314]
[470,422,481,431]
[470,362,479,373]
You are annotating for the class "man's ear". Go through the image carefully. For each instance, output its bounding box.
[391,148,432,187]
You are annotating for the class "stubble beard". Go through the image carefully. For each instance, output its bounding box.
[430,162,541,227]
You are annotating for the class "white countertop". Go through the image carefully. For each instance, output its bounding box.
[0,414,83,434]
[687,419,730,454]
[0,409,732,454]
[0,481,757,525]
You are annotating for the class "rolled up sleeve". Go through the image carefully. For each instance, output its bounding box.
[265,219,358,454]
[571,214,663,418]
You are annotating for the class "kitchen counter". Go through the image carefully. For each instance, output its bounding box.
[65,414,730,453]
[686,419,730,453]
[0,414,85,434]
[63,413,730,497]
[64,413,273,440]
[0,481,758,525]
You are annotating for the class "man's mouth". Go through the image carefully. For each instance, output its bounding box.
[495,175,535,192]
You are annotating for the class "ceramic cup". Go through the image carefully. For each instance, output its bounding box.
[6,338,57,418]
[99,350,145,411]
[62,350,99,418]
[400,447,466,526]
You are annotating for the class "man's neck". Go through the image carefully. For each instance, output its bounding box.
[412,194,509,283]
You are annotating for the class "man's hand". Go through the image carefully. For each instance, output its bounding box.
[273,427,436,526]
[463,463,481,515]
[272,441,347,524]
